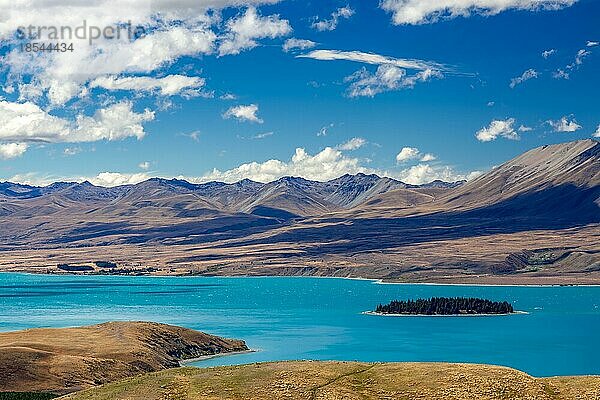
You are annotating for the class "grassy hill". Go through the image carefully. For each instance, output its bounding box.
[60,361,600,400]
[0,322,247,395]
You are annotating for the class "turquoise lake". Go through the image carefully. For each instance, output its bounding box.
[0,273,598,377]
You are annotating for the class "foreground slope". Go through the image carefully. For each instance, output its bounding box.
[0,322,247,394]
[61,361,600,400]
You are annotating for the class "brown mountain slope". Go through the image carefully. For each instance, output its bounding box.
[350,139,599,219]
[0,322,247,395]
[0,140,597,284]
[61,361,600,400]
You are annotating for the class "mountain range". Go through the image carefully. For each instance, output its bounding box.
[0,139,598,284]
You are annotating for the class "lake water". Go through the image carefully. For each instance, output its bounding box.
[0,273,598,377]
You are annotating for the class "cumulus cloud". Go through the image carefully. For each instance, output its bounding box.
[0,143,28,159]
[218,7,292,56]
[311,5,355,31]
[587,41,599,47]
[6,26,217,105]
[379,0,576,25]
[89,75,205,97]
[90,172,151,187]
[282,38,317,52]
[475,118,519,142]
[593,125,600,138]
[199,147,371,183]
[397,164,465,185]
[509,68,538,88]
[542,49,556,58]
[1,1,287,105]
[336,137,366,151]
[197,146,468,185]
[396,147,436,163]
[396,147,420,162]
[547,116,581,132]
[7,171,152,187]
[0,101,154,150]
[7,145,475,186]
[223,104,263,123]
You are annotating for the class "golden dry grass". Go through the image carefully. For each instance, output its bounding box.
[0,322,247,395]
[60,361,600,400]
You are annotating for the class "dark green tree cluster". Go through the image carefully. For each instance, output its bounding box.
[375,297,514,315]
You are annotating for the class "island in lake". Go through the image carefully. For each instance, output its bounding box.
[372,297,515,316]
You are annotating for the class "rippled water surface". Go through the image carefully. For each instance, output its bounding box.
[1,273,598,376]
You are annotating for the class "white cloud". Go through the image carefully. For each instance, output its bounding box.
[282,38,317,52]
[63,147,82,156]
[345,65,442,97]
[298,49,444,70]
[379,0,576,25]
[547,116,581,132]
[593,125,600,138]
[218,7,292,56]
[311,5,355,31]
[395,147,437,163]
[90,172,151,187]
[89,75,205,96]
[587,41,599,47]
[397,164,464,185]
[509,68,538,88]
[0,143,28,159]
[220,93,238,100]
[475,118,519,142]
[1,1,288,105]
[487,101,495,107]
[0,100,154,147]
[542,49,556,58]
[138,161,151,170]
[574,48,591,65]
[7,145,474,186]
[336,137,366,151]
[396,147,421,163]
[223,104,263,123]
[298,49,447,97]
[317,123,334,136]
[6,171,152,187]
[252,131,274,139]
[518,125,533,132]
[72,102,155,142]
[199,147,371,183]
[183,130,201,142]
[420,153,437,162]
[553,69,569,79]
[6,26,217,105]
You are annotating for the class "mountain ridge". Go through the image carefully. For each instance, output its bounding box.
[0,139,598,284]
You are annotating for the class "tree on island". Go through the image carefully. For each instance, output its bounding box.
[375,297,514,315]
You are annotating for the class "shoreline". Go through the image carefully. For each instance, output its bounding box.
[362,310,529,317]
[2,270,600,287]
[180,349,256,365]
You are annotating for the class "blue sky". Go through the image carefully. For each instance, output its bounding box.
[0,0,598,186]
